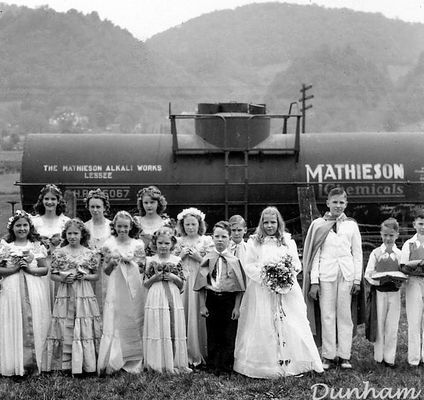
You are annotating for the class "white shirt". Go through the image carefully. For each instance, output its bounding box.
[310,217,362,284]
[365,244,402,286]
[400,234,424,264]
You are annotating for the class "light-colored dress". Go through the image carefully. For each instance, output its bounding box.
[44,246,101,374]
[31,214,70,248]
[234,234,324,378]
[97,237,145,374]
[134,215,170,255]
[143,254,191,373]
[31,214,70,309]
[84,218,112,314]
[0,240,51,376]
[174,235,214,365]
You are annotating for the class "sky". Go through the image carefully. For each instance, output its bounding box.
[3,0,424,40]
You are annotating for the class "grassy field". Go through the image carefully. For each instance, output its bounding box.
[0,310,422,400]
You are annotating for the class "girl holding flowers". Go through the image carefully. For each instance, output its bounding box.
[31,184,70,308]
[84,188,112,314]
[143,227,191,373]
[234,207,323,378]
[134,186,170,255]
[97,211,145,375]
[44,219,101,374]
[174,207,214,366]
[0,210,50,376]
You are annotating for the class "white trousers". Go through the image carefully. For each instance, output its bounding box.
[405,277,424,365]
[374,291,400,364]
[319,272,353,360]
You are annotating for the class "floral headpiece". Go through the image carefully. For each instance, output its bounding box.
[84,188,110,210]
[137,186,162,200]
[7,209,30,230]
[86,188,109,201]
[42,183,62,195]
[177,207,205,221]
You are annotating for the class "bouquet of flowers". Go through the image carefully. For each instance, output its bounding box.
[261,254,295,294]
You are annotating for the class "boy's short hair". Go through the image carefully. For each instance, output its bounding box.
[327,187,347,199]
[413,209,424,220]
[381,217,399,232]
[213,220,231,235]
[228,214,246,227]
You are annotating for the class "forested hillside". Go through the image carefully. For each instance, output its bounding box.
[1,2,424,136]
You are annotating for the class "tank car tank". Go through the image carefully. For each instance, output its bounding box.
[18,102,424,236]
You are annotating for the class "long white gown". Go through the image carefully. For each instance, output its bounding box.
[0,240,51,376]
[31,214,70,309]
[97,237,145,374]
[234,233,323,378]
[174,235,214,366]
[84,218,112,314]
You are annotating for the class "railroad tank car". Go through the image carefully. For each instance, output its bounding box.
[18,102,424,240]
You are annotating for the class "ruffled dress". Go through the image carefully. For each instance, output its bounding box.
[234,234,323,378]
[174,235,214,365]
[0,240,51,376]
[97,237,145,374]
[31,214,70,309]
[143,254,191,373]
[84,218,112,315]
[44,246,101,374]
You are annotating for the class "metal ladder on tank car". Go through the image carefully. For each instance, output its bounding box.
[169,102,302,221]
[224,150,249,222]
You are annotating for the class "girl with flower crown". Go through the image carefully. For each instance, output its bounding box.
[31,184,70,308]
[84,188,112,314]
[97,211,146,375]
[134,186,170,255]
[143,227,191,373]
[173,207,214,366]
[234,207,323,378]
[44,219,101,374]
[0,210,50,376]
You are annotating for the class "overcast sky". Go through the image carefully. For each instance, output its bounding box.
[3,0,424,40]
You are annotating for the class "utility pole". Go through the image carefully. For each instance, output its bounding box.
[299,84,313,133]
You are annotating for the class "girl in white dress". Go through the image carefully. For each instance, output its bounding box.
[134,186,170,255]
[143,227,191,373]
[31,184,70,308]
[31,184,69,253]
[173,207,214,366]
[97,211,146,375]
[234,207,323,378]
[0,210,50,376]
[84,189,112,314]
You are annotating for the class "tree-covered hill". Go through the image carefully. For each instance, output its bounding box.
[147,2,424,132]
[1,2,424,136]
[0,3,200,134]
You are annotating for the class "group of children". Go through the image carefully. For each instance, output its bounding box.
[0,184,423,379]
[303,187,424,370]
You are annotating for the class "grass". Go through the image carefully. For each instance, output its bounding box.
[0,307,422,400]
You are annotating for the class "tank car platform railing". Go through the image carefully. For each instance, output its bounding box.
[168,109,301,162]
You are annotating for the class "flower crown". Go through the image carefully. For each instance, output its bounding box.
[7,210,30,229]
[86,188,109,201]
[177,207,205,221]
[42,183,62,195]
[137,186,162,200]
